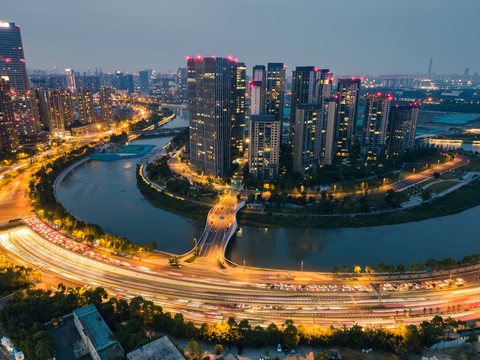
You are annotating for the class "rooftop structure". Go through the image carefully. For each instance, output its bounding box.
[73,304,124,360]
[126,336,184,360]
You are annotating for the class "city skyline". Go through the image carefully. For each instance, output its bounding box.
[3,0,480,75]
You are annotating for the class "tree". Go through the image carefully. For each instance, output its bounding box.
[365,265,375,274]
[186,339,202,358]
[283,321,299,348]
[332,266,339,274]
[397,263,405,274]
[247,193,255,203]
[236,194,241,201]
[342,264,348,273]
[215,344,223,355]
[354,265,361,274]
[315,353,328,360]
[168,257,180,267]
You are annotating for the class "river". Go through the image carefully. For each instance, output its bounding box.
[56,108,480,270]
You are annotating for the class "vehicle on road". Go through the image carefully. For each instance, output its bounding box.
[277,344,282,352]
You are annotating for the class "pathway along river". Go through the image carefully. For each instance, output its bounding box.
[56,109,480,271]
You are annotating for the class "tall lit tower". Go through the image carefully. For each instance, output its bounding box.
[65,69,76,93]
[266,63,285,122]
[334,78,361,157]
[99,87,113,123]
[0,20,38,135]
[76,88,94,125]
[386,103,420,156]
[0,77,19,151]
[248,115,281,180]
[361,93,392,161]
[188,56,244,177]
[290,66,318,146]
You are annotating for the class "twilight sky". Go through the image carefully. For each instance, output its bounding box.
[3,0,479,76]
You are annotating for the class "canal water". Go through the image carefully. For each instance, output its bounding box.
[57,109,480,270]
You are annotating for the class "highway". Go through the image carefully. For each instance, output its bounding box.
[2,221,480,329]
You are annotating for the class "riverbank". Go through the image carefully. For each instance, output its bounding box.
[136,164,211,220]
[239,177,480,228]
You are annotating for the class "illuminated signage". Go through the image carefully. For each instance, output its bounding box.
[0,22,10,28]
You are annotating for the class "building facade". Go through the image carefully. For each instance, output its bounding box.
[361,93,392,161]
[188,56,244,177]
[248,115,281,180]
[0,78,19,151]
[290,66,318,146]
[292,103,322,175]
[386,103,420,156]
[99,87,113,123]
[334,78,361,157]
[0,21,38,136]
[76,88,94,125]
[266,63,285,122]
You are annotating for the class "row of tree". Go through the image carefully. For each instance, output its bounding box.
[0,286,466,360]
[331,253,480,275]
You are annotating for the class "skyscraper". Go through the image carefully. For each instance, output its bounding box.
[45,90,66,134]
[334,78,361,157]
[139,70,152,96]
[188,56,244,177]
[292,103,322,175]
[361,93,392,161]
[0,21,28,90]
[386,103,420,156]
[232,62,246,156]
[266,63,285,122]
[290,66,318,145]
[99,87,113,123]
[59,89,74,127]
[0,21,38,136]
[0,78,19,151]
[248,115,281,180]
[249,81,264,116]
[76,88,94,125]
[65,69,76,93]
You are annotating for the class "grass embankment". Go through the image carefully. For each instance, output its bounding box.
[239,179,480,228]
[136,165,210,220]
[428,180,459,194]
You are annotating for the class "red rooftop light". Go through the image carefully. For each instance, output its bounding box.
[5,58,11,63]
[185,56,190,61]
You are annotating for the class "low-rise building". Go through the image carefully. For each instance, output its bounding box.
[73,304,124,360]
[126,336,184,360]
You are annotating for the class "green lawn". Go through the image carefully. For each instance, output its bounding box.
[428,180,459,194]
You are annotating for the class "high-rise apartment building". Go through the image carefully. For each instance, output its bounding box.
[290,66,318,145]
[33,88,73,133]
[0,21,38,136]
[0,22,28,91]
[334,78,361,157]
[292,103,322,175]
[188,56,244,177]
[266,63,285,122]
[386,103,420,156]
[248,115,281,180]
[361,93,392,161]
[249,65,266,117]
[76,88,94,125]
[0,78,19,151]
[99,87,113,123]
[139,70,152,95]
[249,81,264,116]
[232,62,246,156]
[45,90,66,134]
[59,89,74,127]
[65,69,76,93]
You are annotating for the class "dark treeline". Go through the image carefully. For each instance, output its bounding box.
[29,145,151,254]
[0,286,465,360]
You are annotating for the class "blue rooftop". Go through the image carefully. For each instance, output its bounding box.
[73,304,124,359]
